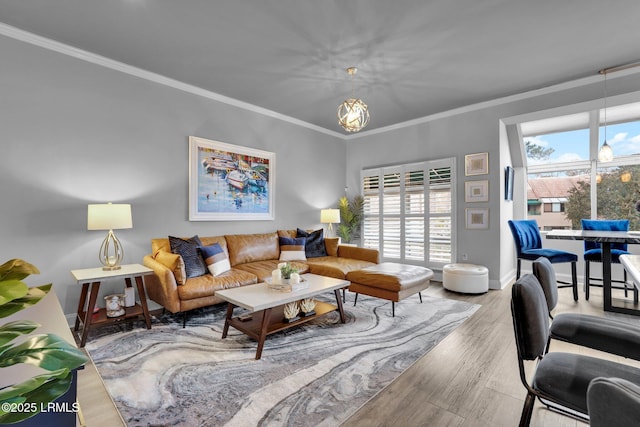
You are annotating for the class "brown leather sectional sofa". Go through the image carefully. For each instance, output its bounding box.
[142,230,379,316]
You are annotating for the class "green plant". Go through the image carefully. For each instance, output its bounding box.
[337,195,364,243]
[0,259,88,424]
[279,263,298,280]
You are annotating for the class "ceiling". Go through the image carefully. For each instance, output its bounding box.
[2,0,640,137]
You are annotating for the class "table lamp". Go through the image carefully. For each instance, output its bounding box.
[87,203,132,270]
[320,209,340,237]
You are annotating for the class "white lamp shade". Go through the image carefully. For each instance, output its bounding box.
[320,209,340,224]
[88,203,132,230]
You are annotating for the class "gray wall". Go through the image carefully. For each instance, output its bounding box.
[0,36,346,314]
[346,72,640,289]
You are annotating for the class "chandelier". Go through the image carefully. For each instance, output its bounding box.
[337,67,370,132]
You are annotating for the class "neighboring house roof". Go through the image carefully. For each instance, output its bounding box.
[527,176,585,200]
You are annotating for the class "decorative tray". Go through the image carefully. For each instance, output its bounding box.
[265,277,309,293]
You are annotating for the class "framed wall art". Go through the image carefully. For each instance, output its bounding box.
[465,180,489,203]
[505,166,514,201]
[189,136,275,221]
[465,208,489,230]
[464,152,488,176]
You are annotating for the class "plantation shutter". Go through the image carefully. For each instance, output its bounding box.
[361,158,455,269]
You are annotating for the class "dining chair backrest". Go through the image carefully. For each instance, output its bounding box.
[508,220,542,255]
[588,377,640,427]
[511,273,550,361]
[581,219,629,252]
[532,257,558,312]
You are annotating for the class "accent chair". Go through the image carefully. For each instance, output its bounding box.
[508,219,578,301]
[581,219,637,301]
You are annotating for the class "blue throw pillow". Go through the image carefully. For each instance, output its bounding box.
[279,236,307,261]
[296,228,327,258]
[199,243,231,276]
[169,235,207,278]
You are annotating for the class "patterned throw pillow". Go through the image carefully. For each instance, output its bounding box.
[279,236,307,261]
[199,243,231,276]
[168,235,207,278]
[296,228,327,258]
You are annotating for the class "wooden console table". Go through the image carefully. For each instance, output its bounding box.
[71,264,153,347]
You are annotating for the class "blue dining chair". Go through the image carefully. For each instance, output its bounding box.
[508,219,578,300]
[581,219,636,301]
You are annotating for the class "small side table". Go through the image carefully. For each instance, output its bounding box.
[71,264,153,347]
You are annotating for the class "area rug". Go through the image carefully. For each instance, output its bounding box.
[85,294,480,427]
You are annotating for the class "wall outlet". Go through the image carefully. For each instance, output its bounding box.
[462,253,468,261]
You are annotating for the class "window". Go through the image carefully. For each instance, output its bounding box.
[521,101,640,230]
[362,158,455,268]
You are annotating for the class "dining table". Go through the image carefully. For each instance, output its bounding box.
[546,229,640,316]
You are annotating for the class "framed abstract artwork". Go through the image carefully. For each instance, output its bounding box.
[465,152,489,176]
[189,136,275,221]
[465,208,489,230]
[465,180,489,203]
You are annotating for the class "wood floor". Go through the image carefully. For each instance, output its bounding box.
[76,280,640,427]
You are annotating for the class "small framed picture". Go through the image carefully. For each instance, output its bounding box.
[466,208,489,230]
[465,152,489,176]
[465,180,489,203]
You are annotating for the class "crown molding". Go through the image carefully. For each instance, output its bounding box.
[0,23,344,139]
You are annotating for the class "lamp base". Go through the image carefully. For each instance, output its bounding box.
[99,230,124,271]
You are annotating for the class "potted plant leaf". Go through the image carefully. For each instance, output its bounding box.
[337,195,364,244]
[0,259,88,424]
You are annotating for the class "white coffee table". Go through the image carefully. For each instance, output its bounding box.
[216,273,349,359]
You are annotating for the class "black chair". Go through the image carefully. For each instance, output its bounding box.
[587,377,640,427]
[510,274,640,426]
[581,219,638,302]
[508,219,578,300]
[532,257,640,361]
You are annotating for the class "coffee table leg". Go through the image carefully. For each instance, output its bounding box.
[222,303,234,339]
[255,308,272,360]
[334,289,346,323]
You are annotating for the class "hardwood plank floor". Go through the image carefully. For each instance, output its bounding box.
[76,279,640,426]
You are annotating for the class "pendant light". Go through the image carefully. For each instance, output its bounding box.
[337,67,370,132]
[597,71,613,162]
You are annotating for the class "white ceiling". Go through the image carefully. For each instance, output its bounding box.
[2,0,640,136]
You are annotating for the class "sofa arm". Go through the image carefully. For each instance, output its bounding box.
[337,245,379,264]
[142,254,181,313]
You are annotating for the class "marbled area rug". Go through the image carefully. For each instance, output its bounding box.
[85,294,480,427]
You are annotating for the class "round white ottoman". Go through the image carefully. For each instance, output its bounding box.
[443,263,489,294]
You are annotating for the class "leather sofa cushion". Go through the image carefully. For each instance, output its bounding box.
[306,257,375,280]
[234,260,309,282]
[346,262,434,292]
[154,250,186,285]
[225,232,279,266]
[177,269,257,301]
[324,238,339,257]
